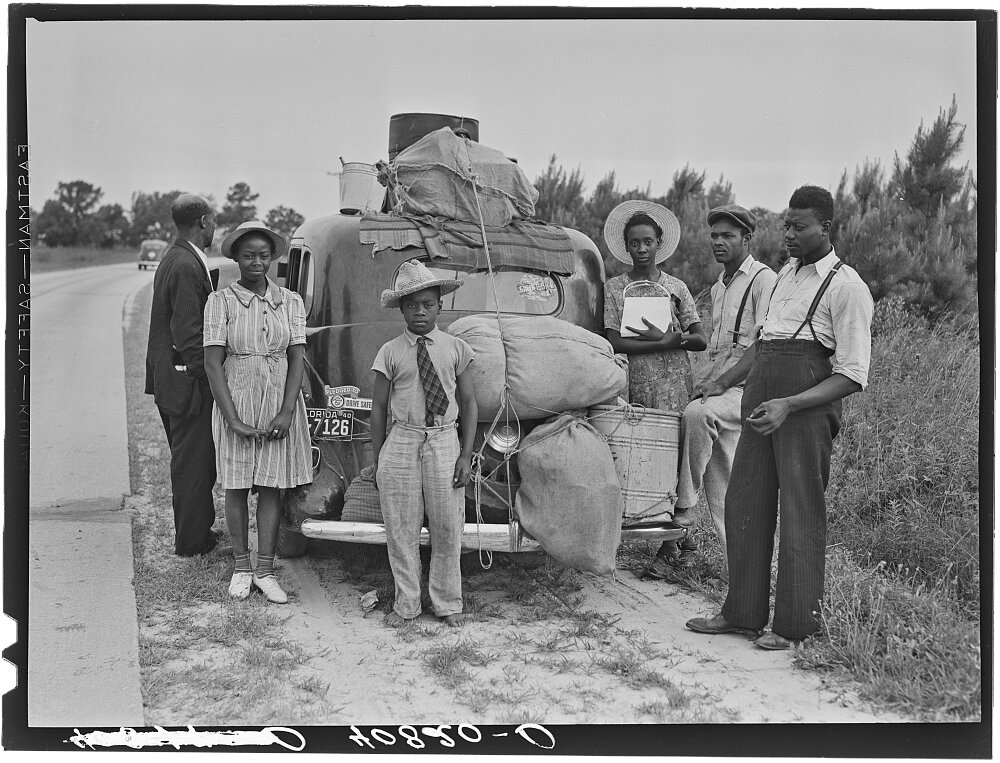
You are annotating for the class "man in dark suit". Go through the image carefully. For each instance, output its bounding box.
[145,194,220,555]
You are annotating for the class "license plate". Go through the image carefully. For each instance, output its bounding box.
[306,408,354,440]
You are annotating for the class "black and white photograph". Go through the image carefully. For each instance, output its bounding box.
[5,4,991,755]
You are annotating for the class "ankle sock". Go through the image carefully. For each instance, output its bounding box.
[234,552,252,574]
[256,554,275,579]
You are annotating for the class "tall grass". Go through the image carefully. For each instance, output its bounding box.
[828,296,980,606]
[805,296,982,720]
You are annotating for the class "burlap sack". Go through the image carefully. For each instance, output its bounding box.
[448,314,626,422]
[341,465,383,523]
[514,413,623,574]
[285,443,345,524]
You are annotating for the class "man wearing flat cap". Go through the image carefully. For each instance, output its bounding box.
[673,205,777,573]
[686,186,873,650]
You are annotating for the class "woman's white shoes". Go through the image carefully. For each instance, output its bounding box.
[253,574,288,604]
[229,571,253,600]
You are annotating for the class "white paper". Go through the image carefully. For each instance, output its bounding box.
[620,296,674,338]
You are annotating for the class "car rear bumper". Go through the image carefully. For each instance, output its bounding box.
[298,519,685,553]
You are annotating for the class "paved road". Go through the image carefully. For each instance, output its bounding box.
[28,262,156,727]
[30,264,149,507]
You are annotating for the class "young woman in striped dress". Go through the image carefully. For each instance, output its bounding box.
[204,221,312,603]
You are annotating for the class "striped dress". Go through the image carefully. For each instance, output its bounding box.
[204,280,313,490]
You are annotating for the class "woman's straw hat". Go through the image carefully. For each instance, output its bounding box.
[380,259,464,308]
[603,200,681,265]
[220,221,288,260]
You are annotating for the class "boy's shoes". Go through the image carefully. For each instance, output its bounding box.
[253,574,288,604]
[229,572,253,600]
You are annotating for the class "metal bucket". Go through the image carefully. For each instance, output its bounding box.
[339,162,386,215]
[588,404,680,526]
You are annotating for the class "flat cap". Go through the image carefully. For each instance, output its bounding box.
[707,204,757,235]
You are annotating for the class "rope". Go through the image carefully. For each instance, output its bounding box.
[462,141,672,559]
[466,142,514,563]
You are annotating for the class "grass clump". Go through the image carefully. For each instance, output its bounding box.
[798,549,981,721]
[422,640,496,688]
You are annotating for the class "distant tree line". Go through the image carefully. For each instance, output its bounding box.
[32,181,305,249]
[33,99,975,317]
[534,96,977,318]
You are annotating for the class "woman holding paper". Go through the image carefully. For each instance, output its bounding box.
[602,200,707,578]
[603,200,706,411]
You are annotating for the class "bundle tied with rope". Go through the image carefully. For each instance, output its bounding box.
[385,127,539,227]
[435,134,638,574]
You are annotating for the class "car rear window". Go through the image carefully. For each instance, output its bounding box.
[286,246,315,316]
[422,264,561,315]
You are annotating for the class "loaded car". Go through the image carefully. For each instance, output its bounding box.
[137,239,168,270]
[274,114,684,561]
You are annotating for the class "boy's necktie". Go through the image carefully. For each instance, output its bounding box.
[416,337,449,426]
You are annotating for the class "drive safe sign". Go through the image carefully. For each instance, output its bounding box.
[307,386,373,440]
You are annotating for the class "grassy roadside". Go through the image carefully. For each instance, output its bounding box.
[675,297,981,722]
[123,279,336,724]
[31,245,140,273]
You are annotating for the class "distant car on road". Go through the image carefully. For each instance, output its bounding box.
[137,239,168,270]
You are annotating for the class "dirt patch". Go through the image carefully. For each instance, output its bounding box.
[259,547,902,725]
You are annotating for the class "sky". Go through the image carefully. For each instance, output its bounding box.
[24,14,980,223]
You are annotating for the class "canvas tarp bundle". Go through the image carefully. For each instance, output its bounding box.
[359,213,575,274]
[387,127,539,226]
[515,413,623,575]
[447,314,627,422]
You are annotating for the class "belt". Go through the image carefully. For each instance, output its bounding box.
[391,420,458,432]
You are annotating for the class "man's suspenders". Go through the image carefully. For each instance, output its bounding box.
[730,268,765,347]
[790,259,844,342]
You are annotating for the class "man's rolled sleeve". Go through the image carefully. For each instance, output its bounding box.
[829,280,874,389]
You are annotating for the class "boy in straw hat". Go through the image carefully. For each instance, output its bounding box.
[370,259,478,627]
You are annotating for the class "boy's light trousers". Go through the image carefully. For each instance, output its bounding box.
[377,422,464,619]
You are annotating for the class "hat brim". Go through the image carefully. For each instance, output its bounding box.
[603,201,681,265]
[380,278,464,308]
[220,223,288,260]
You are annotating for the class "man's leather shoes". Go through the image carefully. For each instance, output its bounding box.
[176,530,222,557]
[642,550,682,580]
[754,632,800,650]
[685,613,761,637]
